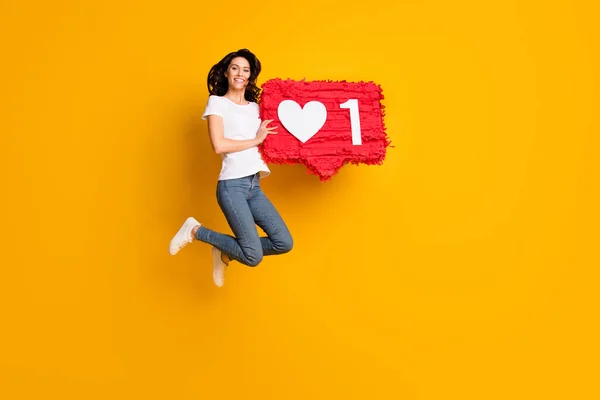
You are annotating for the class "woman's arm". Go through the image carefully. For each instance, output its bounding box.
[206,115,277,155]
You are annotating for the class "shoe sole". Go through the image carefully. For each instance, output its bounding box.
[212,247,225,287]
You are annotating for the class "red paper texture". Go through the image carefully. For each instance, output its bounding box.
[259,79,390,181]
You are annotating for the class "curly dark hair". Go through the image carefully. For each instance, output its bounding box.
[207,48,262,103]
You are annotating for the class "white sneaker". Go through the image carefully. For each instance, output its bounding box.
[169,217,200,255]
[212,247,228,287]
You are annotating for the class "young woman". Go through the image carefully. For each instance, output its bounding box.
[169,49,293,287]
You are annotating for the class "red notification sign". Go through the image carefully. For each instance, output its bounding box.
[259,79,390,181]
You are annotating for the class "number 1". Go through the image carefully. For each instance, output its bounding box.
[340,99,362,145]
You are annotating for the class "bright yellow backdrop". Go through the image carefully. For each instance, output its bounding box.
[1,0,598,399]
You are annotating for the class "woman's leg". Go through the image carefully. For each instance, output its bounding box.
[194,176,263,267]
[248,179,293,256]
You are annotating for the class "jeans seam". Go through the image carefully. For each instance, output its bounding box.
[221,185,261,263]
[253,190,283,245]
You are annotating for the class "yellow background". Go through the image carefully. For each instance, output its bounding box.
[1,0,598,399]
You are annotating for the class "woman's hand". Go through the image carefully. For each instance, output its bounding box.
[255,119,278,144]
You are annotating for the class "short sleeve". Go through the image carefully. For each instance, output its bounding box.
[202,96,224,120]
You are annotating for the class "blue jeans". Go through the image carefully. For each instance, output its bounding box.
[195,173,293,266]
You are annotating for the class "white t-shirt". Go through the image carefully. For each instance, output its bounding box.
[202,95,271,181]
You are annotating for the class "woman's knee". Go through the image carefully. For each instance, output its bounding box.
[276,234,294,254]
[243,247,263,267]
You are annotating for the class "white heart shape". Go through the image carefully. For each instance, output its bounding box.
[277,100,327,143]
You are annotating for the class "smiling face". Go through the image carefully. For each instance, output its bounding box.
[225,56,251,90]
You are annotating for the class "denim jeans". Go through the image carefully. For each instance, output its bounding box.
[195,173,293,266]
